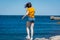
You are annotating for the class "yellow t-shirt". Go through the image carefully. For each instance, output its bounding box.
[27,7,35,18]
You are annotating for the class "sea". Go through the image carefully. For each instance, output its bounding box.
[0,15,60,40]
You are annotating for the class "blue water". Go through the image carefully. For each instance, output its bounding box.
[0,15,60,40]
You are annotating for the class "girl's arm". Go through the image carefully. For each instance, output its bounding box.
[22,11,29,19]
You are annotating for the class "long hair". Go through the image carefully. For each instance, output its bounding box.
[25,2,32,8]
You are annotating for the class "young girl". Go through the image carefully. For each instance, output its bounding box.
[22,2,35,40]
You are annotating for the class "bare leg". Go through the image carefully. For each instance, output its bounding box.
[26,21,31,39]
[30,23,34,40]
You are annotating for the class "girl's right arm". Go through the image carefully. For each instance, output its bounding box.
[22,11,29,20]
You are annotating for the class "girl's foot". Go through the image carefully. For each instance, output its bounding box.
[30,37,33,40]
[26,35,30,39]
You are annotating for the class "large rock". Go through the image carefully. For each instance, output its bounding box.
[34,38,49,40]
[49,35,60,40]
[50,16,60,20]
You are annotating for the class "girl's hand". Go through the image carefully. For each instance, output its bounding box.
[22,16,24,20]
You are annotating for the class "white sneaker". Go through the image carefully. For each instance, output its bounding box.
[26,35,30,39]
[30,37,33,40]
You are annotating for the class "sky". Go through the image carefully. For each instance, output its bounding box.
[0,0,60,15]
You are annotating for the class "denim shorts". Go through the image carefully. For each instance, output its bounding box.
[28,17,35,23]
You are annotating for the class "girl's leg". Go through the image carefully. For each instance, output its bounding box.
[30,23,34,40]
[26,21,31,39]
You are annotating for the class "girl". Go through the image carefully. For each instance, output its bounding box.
[22,2,35,40]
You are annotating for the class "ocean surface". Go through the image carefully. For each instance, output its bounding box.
[0,15,60,40]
